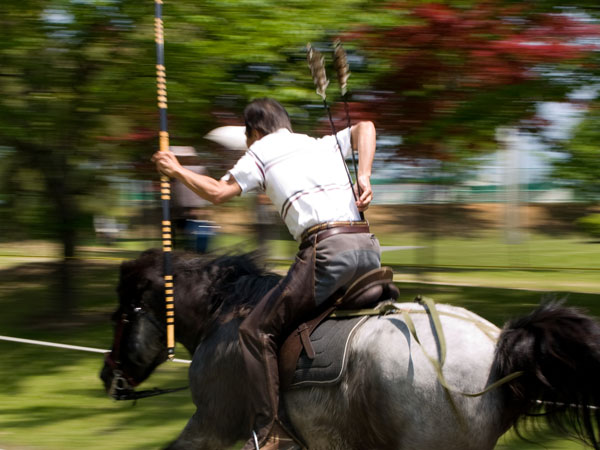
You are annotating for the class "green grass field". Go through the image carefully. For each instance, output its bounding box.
[0,231,598,449]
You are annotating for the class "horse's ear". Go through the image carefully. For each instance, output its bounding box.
[118,249,165,290]
[119,259,136,279]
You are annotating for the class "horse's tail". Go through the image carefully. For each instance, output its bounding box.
[494,301,600,448]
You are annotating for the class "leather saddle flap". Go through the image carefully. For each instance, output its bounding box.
[280,306,334,391]
[279,310,367,391]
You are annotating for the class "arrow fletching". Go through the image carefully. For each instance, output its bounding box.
[306,43,329,100]
[333,39,350,97]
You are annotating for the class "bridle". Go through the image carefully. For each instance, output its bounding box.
[104,304,185,401]
[104,308,144,393]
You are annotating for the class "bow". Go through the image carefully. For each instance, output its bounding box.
[153,0,175,359]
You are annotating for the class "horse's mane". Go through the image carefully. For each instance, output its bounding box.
[125,248,282,323]
[180,250,281,316]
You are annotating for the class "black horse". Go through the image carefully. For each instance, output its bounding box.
[101,249,600,449]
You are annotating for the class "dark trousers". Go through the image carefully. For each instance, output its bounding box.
[238,232,380,447]
[238,242,318,446]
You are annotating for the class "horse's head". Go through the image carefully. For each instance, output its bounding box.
[100,250,169,399]
[100,248,280,399]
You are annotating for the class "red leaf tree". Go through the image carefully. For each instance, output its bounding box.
[344,2,600,161]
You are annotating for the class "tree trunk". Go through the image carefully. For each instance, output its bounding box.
[58,224,77,314]
[49,173,78,315]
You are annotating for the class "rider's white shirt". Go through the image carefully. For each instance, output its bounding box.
[223,128,360,241]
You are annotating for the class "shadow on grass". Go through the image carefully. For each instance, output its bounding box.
[0,345,103,394]
[1,343,192,449]
[0,260,120,334]
[527,204,597,238]
[2,394,193,431]
[2,398,193,450]
[0,260,122,394]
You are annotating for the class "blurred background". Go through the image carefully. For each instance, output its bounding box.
[1,0,599,449]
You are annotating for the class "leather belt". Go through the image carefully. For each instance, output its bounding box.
[300,221,370,248]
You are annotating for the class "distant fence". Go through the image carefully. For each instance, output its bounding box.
[372,183,579,205]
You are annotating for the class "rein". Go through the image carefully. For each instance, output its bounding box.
[331,298,524,399]
[111,385,188,402]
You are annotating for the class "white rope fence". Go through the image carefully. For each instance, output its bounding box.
[0,335,191,364]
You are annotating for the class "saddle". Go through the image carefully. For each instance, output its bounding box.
[279,267,399,390]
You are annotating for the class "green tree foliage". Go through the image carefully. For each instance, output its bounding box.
[0,0,598,310]
[0,1,156,309]
[1,2,143,245]
[0,0,393,253]
[0,0,389,311]
[554,102,600,199]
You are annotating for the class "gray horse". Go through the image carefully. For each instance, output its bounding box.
[100,249,600,449]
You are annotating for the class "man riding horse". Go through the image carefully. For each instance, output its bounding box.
[152,97,380,450]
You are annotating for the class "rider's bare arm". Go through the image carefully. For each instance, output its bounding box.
[350,121,376,212]
[152,151,242,204]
